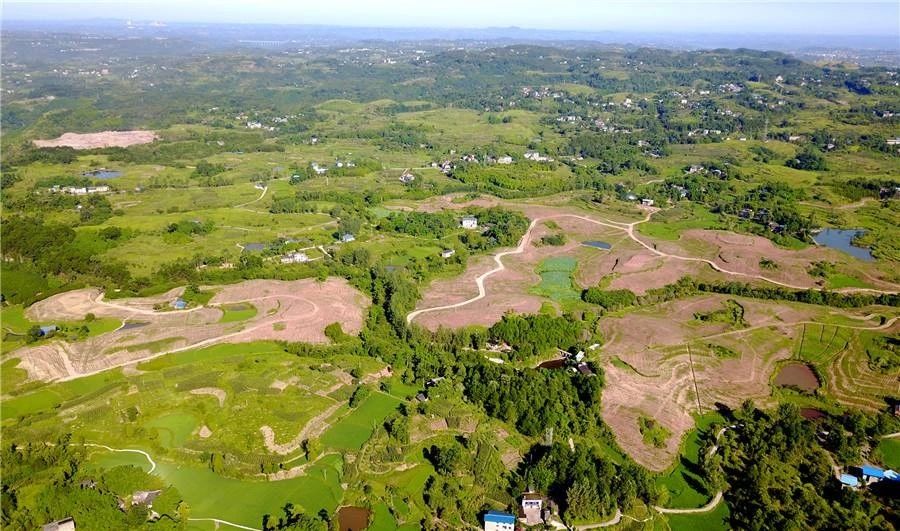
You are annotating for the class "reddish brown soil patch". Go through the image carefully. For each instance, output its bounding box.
[33,130,158,149]
[15,278,368,382]
[337,506,371,531]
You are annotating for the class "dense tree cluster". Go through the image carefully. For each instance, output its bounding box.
[719,403,898,530]
[462,355,604,437]
[1,436,187,530]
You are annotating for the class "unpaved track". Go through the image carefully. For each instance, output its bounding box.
[259,400,343,455]
[81,443,156,473]
[654,491,724,514]
[408,209,897,323]
[235,185,268,209]
[187,518,261,531]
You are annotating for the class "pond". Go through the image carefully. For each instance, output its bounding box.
[800,407,826,421]
[582,240,612,250]
[812,229,874,262]
[774,362,820,392]
[538,358,566,369]
[337,506,371,531]
[83,169,122,179]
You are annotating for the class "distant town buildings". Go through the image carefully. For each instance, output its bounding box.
[49,185,110,195]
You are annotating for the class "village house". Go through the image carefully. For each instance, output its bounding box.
[461,216,478,229]
[171,298,187,310]
[641,198,655,207]
[520,492,544,526]
[399,169,416,183]
[887,137,900,146]
[37,324,58,337]
[311,163,327,175]
[496,155,513,164]
[483,510,515,531]
[524,150,552,162]
[280,251,309,264]
[441,249,456,258]
[340,233,356,243]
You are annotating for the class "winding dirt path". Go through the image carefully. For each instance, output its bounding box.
[259,400,343,455]
[654,491,724,514]
[574,509,622,529]
[81,443,157,473]
[55,294,322,382]
[234,184,269,210]
[187,518,261,531]
[407,209,897,323]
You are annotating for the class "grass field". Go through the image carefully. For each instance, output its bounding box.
[655,412,725,509]
[665,499,731,531]
[89,450,343,528]
[639,204,724,240]
[876,438,900,469]
[530,256,581,303]
[218,303,258,323]
[320,391,401,451]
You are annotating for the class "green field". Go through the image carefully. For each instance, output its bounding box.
[530,256,581,303]
[656,412,725,509]
[217,303,258,323]
[320,392,401,451]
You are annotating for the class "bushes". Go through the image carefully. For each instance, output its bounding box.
[786,146,827,171]
[866,335,900,373]
[488,313,588,357]
[581,288,637,311]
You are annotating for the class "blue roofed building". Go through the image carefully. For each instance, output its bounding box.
[38,325,58,336]
[172,298,187,310]
[839,474,860,488]
[483,510,515,531]
[861,465,885,480]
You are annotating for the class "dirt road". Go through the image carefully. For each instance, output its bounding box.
[408,209,897,323]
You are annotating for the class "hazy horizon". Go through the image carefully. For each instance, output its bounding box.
[4,1,900,38]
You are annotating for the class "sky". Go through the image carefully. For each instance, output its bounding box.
[4,0,900,37]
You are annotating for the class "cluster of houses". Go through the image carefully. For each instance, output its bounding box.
[739,207,786,234]
[524,151,553,162]
[48,184,110,195]
[430,153,515,174]
[483,491,563,531]
[520,86,563,100]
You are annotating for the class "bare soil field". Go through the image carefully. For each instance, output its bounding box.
[32,130,158,149]
[14,278,368,382]
[598,295,895,469]
[655,230,898,290]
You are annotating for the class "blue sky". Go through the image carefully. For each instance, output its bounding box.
[4,1,899,36]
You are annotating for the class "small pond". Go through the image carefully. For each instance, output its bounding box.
[337,506,371,531]
[800,407,826,421]
[538,358,566,369]
[774,362,820,392]
[812,229,874,262]
[242,243,266,252]
[582,240,612,250]
[83,169,122,179]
